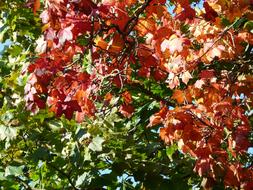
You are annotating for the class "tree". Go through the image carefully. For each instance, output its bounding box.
[0,0,253,189]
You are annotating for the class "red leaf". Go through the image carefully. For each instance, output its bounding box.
[140,55,158,67]
[159,127,171,144]
[34,95,46,109]
[64,108,75,120]
[110,8,130,31]
[122,91,132,105]
[148,107,168,127]
[150,0,166,5]
[224,165,240,187]
[28,64,36,73]
[72,21,92,37]
[176,6,195,21]
[138,67,150,78]
[75,0,97,16]
[64,100,82,112]
[203,2,218,22]
[194,158,211,177]
[153,69,167,81]
[119,104,135,118]
[199,70,215,79]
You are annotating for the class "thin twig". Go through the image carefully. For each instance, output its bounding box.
[46,162,79,190]
[193,18,242,63]
[128,80,176,107]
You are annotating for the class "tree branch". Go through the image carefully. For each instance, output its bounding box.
[123,0,153,36]
[46,162,78,190]
[193,18,243,63]
[127,80,176,107]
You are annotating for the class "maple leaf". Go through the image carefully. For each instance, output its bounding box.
[146,4,167,19]
[203,43,225,62]
[194,80,205,89]
[176,5,196,21]
[181,71,192,85]
[224,165,240,187]
[203,2,218,22]
[166,73,180,89]
[58,26,73,45]
[35,36,47,54]
[33,0,40,15]
[154,26,172,40]
[107,6,130,31]
[159,127,171,144]
[135,18,156,36]
[140,55,158,67]
[194,158,212,177]
[148,106,168,127]
[40,10,49,24]
[138,66,150,78]
[172,89,184,104]
[199,70,215,79]
[24,0,253,188]
[75,0,97,16]
[119,104,135,118]
[72,21,92,37]
[161,34,184,54]
[122,91,132,105]
[62,100,82,120]
[153,69,167,81]
[95,34,124,53]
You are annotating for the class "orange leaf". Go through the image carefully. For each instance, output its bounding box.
[135,18,156,36]
[172,89,184,104]
[33,0,40,15]
[122,91,132,105]
[148,106,168,127]
[95,34,124,53]
[104,92,113,102]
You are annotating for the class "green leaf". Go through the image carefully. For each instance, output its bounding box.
[0,171,6,180]
[32,147,50,161]
[77,35,90,46]
[47,120,63,132]
[0,125,18,141]
[88,136,105,152]
[244,21,253,32]
[166,144,178,160]
[7,45,22,57]
[5,165,24,177]
[84,147,91,161]
[76,172,93,187]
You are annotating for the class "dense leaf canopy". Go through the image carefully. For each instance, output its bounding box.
[0,0,253,189]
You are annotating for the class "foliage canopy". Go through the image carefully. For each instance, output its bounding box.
[1,0,253,189]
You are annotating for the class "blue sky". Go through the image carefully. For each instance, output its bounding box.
[0,39,11,54]
[0,43,4,52]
